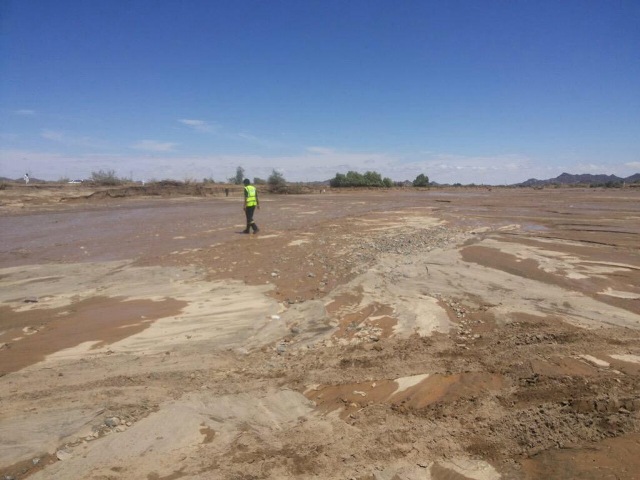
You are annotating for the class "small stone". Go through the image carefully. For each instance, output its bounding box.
[105,417,121,427]
[56,450,72,461]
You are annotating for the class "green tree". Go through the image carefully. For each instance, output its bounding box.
[253,177,266,185]
[345,171,365,186]
[229,166,245,185]
[413,173,429,187]
[330,173,346,187]
[330,170,392,188]
[268,169,286,187]
[363,171,383,186]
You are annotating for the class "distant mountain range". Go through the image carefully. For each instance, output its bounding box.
[516,172,640,187]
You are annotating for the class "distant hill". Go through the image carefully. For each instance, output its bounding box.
[626,173,640,183]
[516,172,640,187]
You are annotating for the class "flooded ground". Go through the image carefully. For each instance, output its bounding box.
[1,184,639,479]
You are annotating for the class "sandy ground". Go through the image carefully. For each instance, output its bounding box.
[1,183,639,480]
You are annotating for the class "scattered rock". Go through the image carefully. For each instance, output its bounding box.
[105,417,121,427]
[56,450,72,461]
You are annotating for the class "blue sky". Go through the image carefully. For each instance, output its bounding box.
[1,0,639,184]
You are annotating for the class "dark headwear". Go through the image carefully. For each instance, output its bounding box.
[243,178,250,185]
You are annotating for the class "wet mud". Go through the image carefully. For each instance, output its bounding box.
[1,185,639,479]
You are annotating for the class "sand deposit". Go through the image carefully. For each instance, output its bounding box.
[1,184,639,479]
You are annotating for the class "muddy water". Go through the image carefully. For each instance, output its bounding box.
[0,296,186,374]
[3,188,639,265]
[1,192,429,267]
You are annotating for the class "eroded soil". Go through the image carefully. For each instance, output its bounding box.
[1,184,639,479]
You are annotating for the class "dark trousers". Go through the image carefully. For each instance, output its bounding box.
[244,206,258,232]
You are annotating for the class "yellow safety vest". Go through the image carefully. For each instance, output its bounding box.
[244,185,258,207]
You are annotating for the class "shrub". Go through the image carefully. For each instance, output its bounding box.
[90,169,123,186]
[413,174,429,187]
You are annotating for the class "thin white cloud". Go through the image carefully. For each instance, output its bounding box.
[15,109,36,116]
[178,118,283,148]
[131,140,178,152]
[306,146,335,155]
[179,119,219,133]
[574,163,605,173]
[41,129,108,149]
[3,147,637,185]
[41,130,64,142]
[390,152,537,184]
[234,132,273,147]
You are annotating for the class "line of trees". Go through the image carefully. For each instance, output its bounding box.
[329,171,429,188]
[85,165,429,190]
[329,171,394,188]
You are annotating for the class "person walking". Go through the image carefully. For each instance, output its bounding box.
[242,178,260,234]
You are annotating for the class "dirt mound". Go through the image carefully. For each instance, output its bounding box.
[76,183,226,200]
